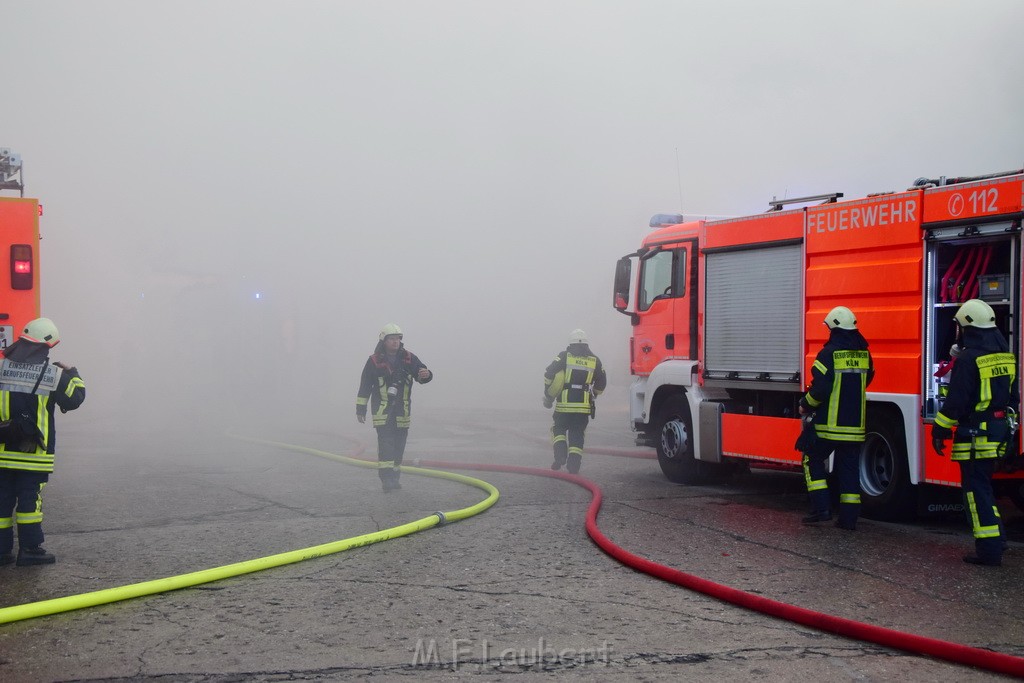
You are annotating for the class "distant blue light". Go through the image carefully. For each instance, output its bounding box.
[254,292,262,300]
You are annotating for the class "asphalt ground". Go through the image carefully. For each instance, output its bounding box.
[0,404,1021,681]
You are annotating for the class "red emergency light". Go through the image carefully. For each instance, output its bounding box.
[10,244,33,290]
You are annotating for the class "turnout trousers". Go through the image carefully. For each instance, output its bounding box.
[803,439,861,527]
[551,412,589,473]
[0,470,48,554]
[376,420,409,487]
[958,458,1004,564]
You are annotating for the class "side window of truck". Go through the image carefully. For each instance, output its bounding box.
[639,249,684,310]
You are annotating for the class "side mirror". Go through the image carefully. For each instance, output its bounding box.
[613,256,633,313]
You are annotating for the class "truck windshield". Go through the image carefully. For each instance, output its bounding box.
[639,249,677,311]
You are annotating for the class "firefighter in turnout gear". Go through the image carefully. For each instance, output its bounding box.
[798,306,874,531]
[543,329,607,474]
[356,324,432,492]
[932,299,1018,567]
[0,318,86,566]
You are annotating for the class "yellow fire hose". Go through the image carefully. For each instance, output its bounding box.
[0,438,499,625]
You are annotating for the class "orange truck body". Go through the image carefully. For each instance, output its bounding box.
[0,197,41,350]
[613,170,1024,519]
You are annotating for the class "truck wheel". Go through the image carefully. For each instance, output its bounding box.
[1003,479,1024,513]
[655,394,711,485]
[858,412,916,521]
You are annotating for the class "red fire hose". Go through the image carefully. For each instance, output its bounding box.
[410,457,1024,679]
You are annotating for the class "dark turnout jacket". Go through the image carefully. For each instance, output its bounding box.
[935,326,1019,460]
[544,343,607,415]
[800,328,874,443]
[356,341,432,428]
[0,340,86,472]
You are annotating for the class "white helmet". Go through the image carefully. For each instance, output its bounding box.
[21,317,60,347]
[824,306,857,330]
[568,328,588,344]
[379,323,403,341]
[955,299,996,328]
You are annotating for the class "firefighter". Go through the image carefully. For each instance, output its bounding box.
[798,306,874,531]
[932,299,1018,567]
[0,318,86,566]
[356,324,432,492]
[543,329,607,474]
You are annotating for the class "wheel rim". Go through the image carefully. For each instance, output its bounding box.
[859,430,895,496]
[661,419,689,460]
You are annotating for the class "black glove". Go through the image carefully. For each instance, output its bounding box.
[543,397,554,409]
[932,424,953,457]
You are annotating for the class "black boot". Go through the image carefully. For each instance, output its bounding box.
[801,511,832,524]
[16,546,55,566]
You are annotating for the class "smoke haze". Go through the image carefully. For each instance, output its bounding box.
[3,1,1023,433]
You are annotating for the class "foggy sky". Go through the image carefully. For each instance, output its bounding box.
[3,1,1023,431]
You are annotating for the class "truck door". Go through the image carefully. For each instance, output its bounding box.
[632,243,694,376]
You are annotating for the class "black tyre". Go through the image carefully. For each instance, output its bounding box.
[858,411,917,521]
[655,394,716,485]
[1001,479,1024,513]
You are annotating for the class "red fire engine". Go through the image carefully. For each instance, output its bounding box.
[613,169,1024,519]
[0,148,41,350]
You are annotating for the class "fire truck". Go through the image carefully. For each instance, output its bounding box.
[0,148,40,349]
[613,169,1024,520]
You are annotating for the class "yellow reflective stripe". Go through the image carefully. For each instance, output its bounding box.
[802,455,827,491]
[804,392,822,408]
[568,447,583,456]
[0,392,8,422]
[965,492,1000,538]
[812,360,827,375]
[551,434,567,444]
[934,412,958,429]
[976,525,1002,539]
[36,396,49,450]
[0,449,49,461]
[15,511,42,524]
[814,431,864,443]
[828,372,842,427]
[64,377,85,397]
[0,461,53,472]
[840,493,861,504]
[817,424,865,434]
[377,460,395,469]
[0,518,12,529]
[356,397,368,406]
